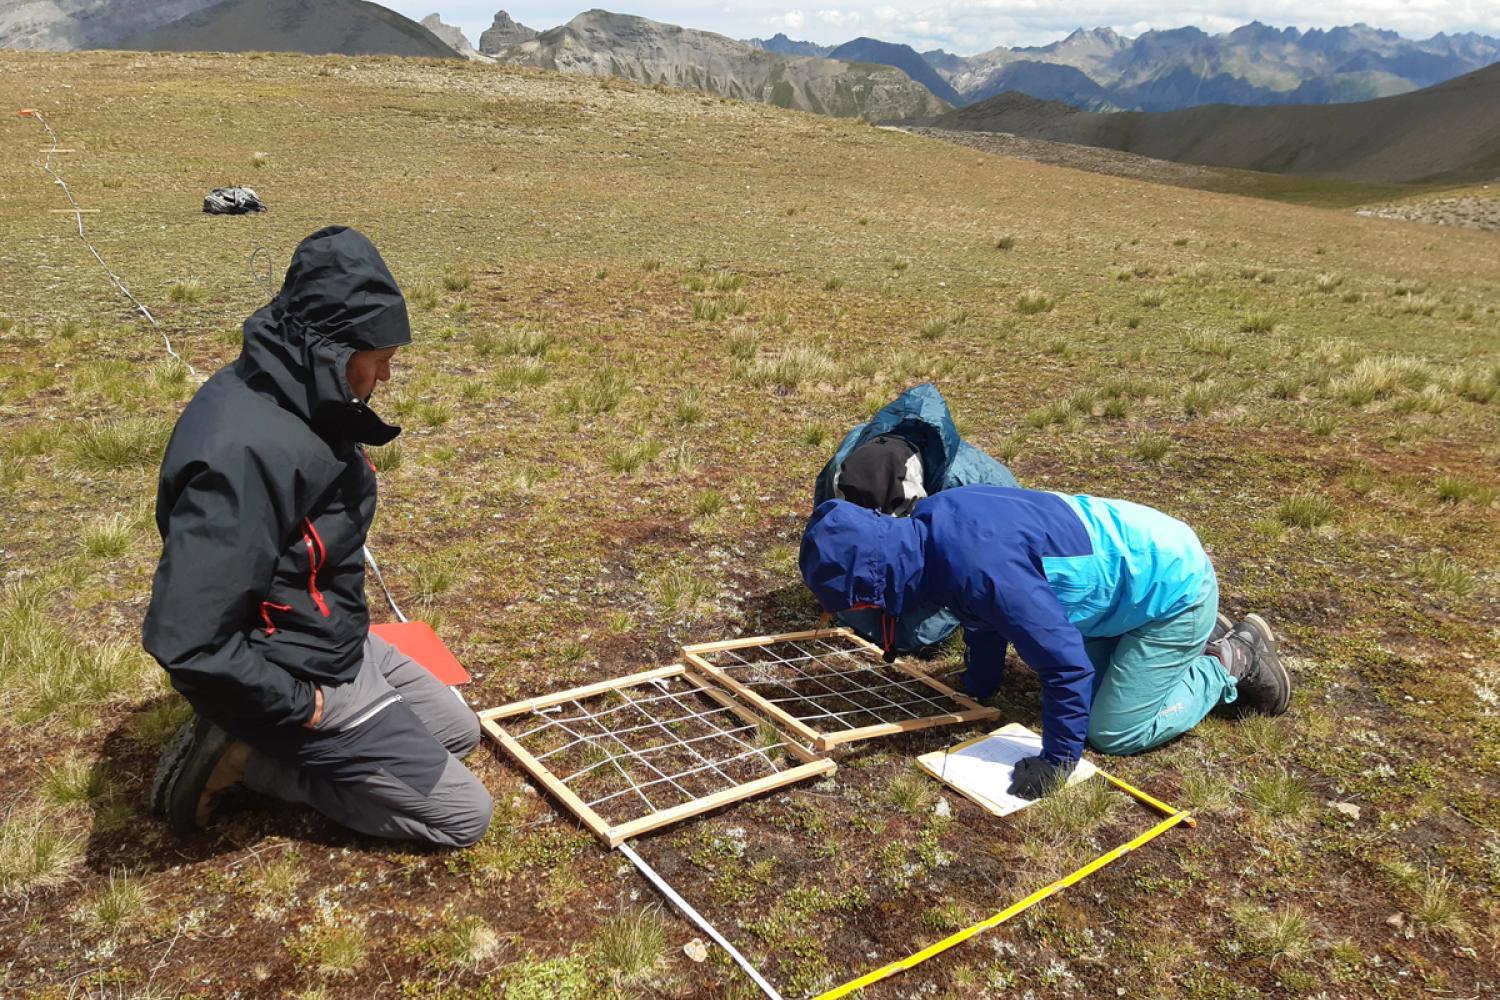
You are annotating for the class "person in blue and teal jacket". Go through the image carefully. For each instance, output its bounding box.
[813,383,1018,654]
[799,486,1292,798]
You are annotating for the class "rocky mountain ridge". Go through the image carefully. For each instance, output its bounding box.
[756,21,1500,111]
[495,10,948,121]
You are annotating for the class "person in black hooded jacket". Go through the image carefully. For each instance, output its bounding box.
[144,226,493,846]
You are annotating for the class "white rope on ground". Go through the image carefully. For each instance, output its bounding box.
[620,842,785,1000]
[18,109,195,376]
[361,544,407,623]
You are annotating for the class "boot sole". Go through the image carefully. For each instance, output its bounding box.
[1242,614,1292,715]
[150,719,199,817]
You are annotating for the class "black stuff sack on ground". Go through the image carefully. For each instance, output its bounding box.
[203,187,266,214]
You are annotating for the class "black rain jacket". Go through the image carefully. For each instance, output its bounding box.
[143,226,410,730]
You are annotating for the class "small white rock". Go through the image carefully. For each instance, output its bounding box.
[934,796,952,818]
[684,938,709,963]
[1330,801,1361,820]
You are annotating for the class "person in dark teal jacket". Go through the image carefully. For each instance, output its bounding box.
[800,487,1292,798]
[813,383,1017,652]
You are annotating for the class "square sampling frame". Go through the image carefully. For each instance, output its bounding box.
[682,627,1001,752]
[479,664,835,847]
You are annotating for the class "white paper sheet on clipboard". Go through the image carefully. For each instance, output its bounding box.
[917,722,1099,817]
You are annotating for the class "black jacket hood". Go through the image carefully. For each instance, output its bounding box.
[240,226,410,445]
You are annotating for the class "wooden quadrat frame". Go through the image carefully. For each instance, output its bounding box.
[479,664,835,847]
[682,627,1001,752]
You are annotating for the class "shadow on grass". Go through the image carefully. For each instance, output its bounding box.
[86,696,454,875]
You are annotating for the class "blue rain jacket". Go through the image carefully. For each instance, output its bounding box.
[799,487,1214,764]
[812,383,1018,651]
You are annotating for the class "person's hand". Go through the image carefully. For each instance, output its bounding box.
[304,685,324,729]
[1008,755,1074,800]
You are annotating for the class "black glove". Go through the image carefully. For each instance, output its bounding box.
[1008,755,1074,800]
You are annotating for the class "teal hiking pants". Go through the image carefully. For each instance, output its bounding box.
[1083,574,1236,756]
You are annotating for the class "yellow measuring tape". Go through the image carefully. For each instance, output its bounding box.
[813,769,1194,1000]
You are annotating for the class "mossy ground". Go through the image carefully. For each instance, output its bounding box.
[1,51,1497,998]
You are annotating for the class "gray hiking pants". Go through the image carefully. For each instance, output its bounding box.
[241,634,494,847]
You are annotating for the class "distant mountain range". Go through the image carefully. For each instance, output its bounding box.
[493,10,948,121]
[751,22,1500,112]
[919,60,1500,185]
[1,0,457,56]
[6,5,1496,127]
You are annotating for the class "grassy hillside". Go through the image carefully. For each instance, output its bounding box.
[1,50,1497,999]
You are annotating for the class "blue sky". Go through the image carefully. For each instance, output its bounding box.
[389,3,1500,56]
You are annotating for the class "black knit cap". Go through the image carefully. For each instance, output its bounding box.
[835,435,923,516]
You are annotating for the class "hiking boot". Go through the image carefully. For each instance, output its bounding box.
[151,717,250,836]
[1210,612,1232,646]
[1213,614,1292,717]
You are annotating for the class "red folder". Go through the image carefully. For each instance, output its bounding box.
[370,621,472,685]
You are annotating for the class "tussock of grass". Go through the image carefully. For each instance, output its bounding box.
[1245,767,1312,824]
[41,754,114,807]
[367,441,402,472]
[557,370,629,416]
[2,585,155,721]
[493,328,553,358]
[407,282,441,310]
[1179,772,1232,815]
[493,357,551,391]
[709,270,745,292]
[746,346,834,393]
[1230,902,1314,962]
[605,439,661,475]
[994,235,1015,250]
[1314,273,1343,293]
[1412,869,1470,942]
[0,801,83,898]
[1025,775,1118,842]
[166,279,204,303]
[692,489,726,519]
[671,390,705,427]
[918,317,949,341]
[882,769,937,812]
[1025,400,1073,430]
[1412,552,1476,597]
[1239,313,1277,334]
[1132,433,1171,464]
[1277,493,1335,530]
[1185,329,1235,357]
[593,906,666,985]
[409,554,464,604]
[69,417,172,469]
[126,697,193,747]
[289,920,370,977]
[86,868,151,934]
[441,267,473,292]
[1014,289,1054,315]
[424,913,501,970]
[82,513,135,559]
[1327,355,1433,405]
[652,565,716,618]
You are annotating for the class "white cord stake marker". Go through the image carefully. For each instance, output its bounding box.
[619,841,784,1000]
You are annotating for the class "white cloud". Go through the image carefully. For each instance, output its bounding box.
[782,9,806,29]
[815,9,861,27]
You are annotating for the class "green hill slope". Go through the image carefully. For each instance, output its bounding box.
[924,61,1500,184]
